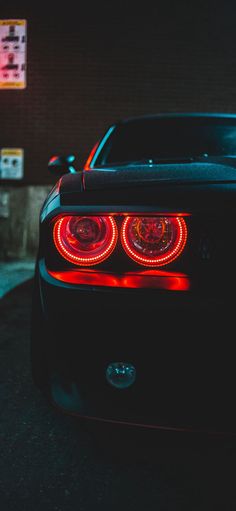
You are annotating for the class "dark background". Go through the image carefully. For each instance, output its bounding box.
[1,1,236,185]
[1,6,236,510]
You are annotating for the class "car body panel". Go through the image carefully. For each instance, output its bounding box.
[31,113,236,437]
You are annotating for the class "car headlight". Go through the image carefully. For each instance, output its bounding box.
[121,216,187,266]
[53,215,118,266]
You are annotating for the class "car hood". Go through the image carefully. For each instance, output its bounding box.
[56,160,236,212]
[82,161,236,191]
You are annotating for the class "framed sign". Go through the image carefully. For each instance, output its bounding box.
[0,19,27,89]
[0,148,24,179]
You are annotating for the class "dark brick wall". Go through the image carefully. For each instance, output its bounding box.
[1,1,236,185]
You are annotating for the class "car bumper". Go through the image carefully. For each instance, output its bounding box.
[37,259,236,436]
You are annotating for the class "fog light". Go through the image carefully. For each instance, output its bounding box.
[106,362,136,389]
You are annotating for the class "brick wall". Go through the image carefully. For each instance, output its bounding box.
[0,1,236,258]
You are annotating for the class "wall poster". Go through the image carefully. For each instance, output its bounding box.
[0,19,27,89]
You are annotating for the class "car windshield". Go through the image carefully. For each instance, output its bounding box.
[92,116,236,166]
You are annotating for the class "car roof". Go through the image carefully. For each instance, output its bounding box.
[116,112,236,125]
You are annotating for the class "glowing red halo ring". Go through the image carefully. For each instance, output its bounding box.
[53,215,118,266]
[121,216,187,267]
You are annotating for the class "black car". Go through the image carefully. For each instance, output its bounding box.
[31,113,236,438]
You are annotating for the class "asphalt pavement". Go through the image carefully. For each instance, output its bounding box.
[0,272,236,510]
[0,259,35,298]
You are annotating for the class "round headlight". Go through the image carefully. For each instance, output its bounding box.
[53,215,118,266]
[121,216,187,266]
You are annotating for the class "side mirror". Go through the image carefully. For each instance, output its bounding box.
[48,154,78,176]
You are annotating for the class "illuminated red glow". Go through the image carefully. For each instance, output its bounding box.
[84,141,99,170]
[48,155,59,165]
[48,269,190,291]
[121,216,187,267]
[53,215,118,266]
[53,214,188,271]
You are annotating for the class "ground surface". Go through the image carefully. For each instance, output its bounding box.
[0,260,35,298]
[0,279,236,511]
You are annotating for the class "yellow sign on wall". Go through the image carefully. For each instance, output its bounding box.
[0,148,24,179]
[0,20,27,89]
